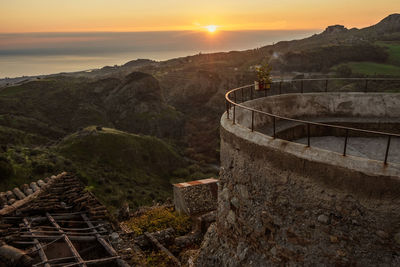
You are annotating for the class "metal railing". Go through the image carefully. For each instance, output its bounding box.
[225,78,400,164]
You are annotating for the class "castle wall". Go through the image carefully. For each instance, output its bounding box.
[195,93,400,266]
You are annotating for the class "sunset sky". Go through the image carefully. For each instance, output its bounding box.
[0,0,399,33]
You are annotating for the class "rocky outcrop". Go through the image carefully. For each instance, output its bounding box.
[371,13,400,33]
[322,25,348,35]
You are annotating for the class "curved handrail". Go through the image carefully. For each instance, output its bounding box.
[225,78,400,164]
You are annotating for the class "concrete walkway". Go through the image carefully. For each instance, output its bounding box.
[295,136,400,164]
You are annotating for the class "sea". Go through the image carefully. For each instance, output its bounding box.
[0,30,318,78]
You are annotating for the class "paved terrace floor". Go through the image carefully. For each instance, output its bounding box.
[256,117,400,164]
[295,136,400,164]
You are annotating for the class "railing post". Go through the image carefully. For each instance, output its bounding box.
[273,116,276,139]
[226,99,229,119]
[279,81,282,95]
[307,123,310,147]
[241,88,244,102]
[384,135,391,164]
[301,80,304,93]
[234,90,237,103]
[343,129,349,156]
[233,105,236,125]
[251,110,254,132]
[325,79,328,92]
[365,79,368,93]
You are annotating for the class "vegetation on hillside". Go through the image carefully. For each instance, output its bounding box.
[122,206,191,236]
[0,126,219,213]
[377,41,400,66]
[56,126,184,209]
[1,14,400,214]
[333,62,400,76]
[275,44,388,73]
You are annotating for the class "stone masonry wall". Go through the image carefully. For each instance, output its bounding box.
[173,178,218,215]
[195,112,400,266]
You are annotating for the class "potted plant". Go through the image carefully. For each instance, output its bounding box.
[255,63,272,91]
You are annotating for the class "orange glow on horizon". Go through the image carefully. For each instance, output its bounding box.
[205,25,218,33]
[0,0,399,33]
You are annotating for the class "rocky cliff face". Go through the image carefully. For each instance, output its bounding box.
[322,25,348,35]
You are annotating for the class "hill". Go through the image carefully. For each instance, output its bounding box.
[56,126,184,210]
[0,126,218,212]
[1,14,399,212]
[0,72,184,146]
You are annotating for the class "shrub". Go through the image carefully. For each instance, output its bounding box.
[146,251,176,267]
[124,206,191,236]
[172,168,190,178]
[32,161,54,174]
[0,160,13,178]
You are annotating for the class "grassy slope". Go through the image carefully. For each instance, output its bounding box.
[0,126,185,211]
[55,126,185,211]
[377,41,400,66]
[332,42,400,76]
[0,74,218,213]
[0,126,218,213]
[336,62,400,76]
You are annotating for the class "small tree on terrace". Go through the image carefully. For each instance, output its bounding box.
[255,62,272,90]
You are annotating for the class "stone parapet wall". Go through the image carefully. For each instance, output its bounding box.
[235,93,400,129]
[195,93,400,266]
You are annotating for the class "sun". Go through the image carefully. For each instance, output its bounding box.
[205,25,218,33]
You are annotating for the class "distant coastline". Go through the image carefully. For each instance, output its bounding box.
[0,30,318,78]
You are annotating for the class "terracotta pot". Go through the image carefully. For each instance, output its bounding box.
[259,80,265,89]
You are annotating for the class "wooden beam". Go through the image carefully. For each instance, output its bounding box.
[28,229,107,236]
[32,244,100,267]
[19,235,96,241]
[62,256,121,267]
[144,232,181,266]
[32,256,76,267]
[20,223,107,231]
[22,218,50,267]
[46,213,87,267]
[81,214,130,267]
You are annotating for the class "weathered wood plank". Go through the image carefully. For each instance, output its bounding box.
[81,213,130,267]
[22,218,50,267]
[46,213,87,267]
[144,232,181,266]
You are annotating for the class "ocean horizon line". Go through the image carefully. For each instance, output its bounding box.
[0,30,319,78]
[0,29,322,35]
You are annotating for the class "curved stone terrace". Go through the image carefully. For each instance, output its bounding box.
[194,78,400,266]
[225,78,400,166]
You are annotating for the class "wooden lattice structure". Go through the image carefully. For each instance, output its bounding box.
[0,173,129,267]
